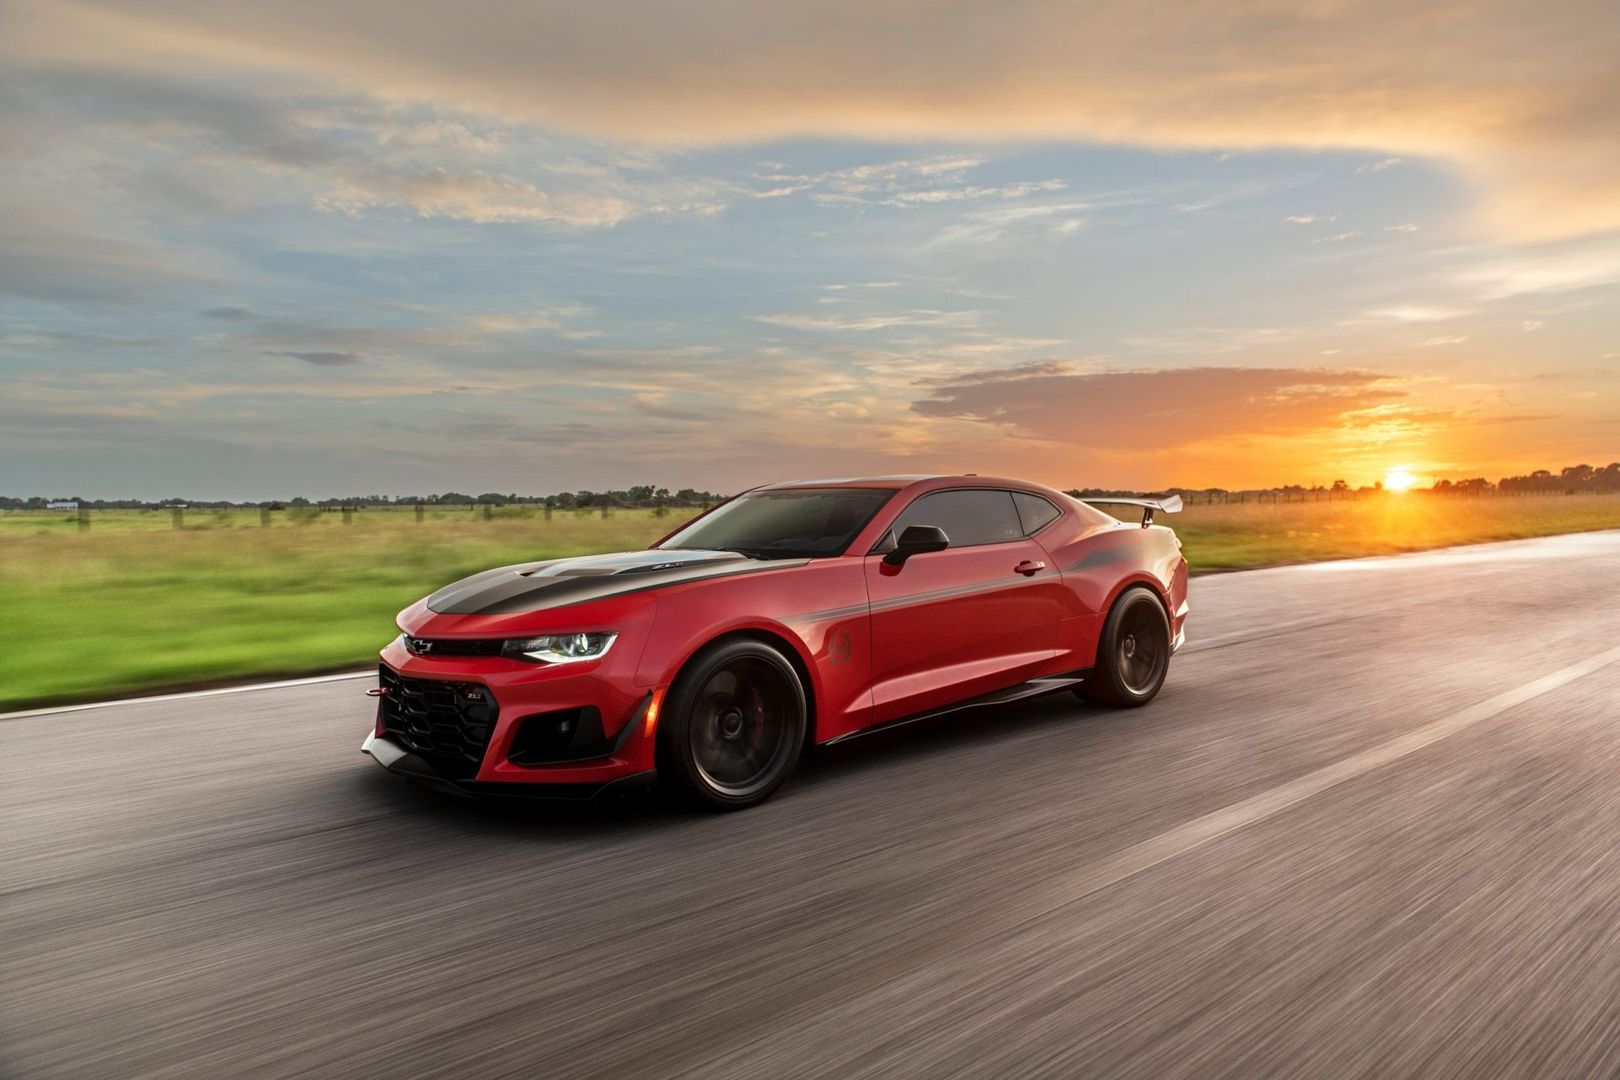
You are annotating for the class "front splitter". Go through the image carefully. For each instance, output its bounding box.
[361,732,654,801]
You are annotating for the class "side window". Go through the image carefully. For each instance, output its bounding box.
[880,490,1024,549]
[1012,492,1061,535]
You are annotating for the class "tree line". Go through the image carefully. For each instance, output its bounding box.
[0,486,727,511]
[5,460,1617,510]
[1074,460,1620,502]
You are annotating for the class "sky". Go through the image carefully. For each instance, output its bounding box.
[1,0,1617,500]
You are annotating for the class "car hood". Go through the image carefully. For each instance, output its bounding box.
[423,548,808,616]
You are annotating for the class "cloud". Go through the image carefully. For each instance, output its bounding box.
[1,68,731,234]
[912,366,1403,448]
[8,0,1616,239]
[752,309,984,332]
[1365,305,1472,324]
[913,360,1081,386]
[927,201,1095,246]
[1457,243,1620,299]
[882,179,1066,206]
[269,350,364,366]
[747,155,1065,210]
[630,392,708,422]
[202,306,253,321]
[314,167,638,226]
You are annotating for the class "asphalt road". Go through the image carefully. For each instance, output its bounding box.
[6,531,1620,1079]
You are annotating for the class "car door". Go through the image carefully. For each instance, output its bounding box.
[863,489,1063,723]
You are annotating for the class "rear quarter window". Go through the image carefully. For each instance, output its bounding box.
[1012,492,1062,535]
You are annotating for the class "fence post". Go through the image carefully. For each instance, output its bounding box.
[483,504,492,522]
[172,505,184,529]
[544,506,553,521]
[260,506,271,527]
[415,501,424,524]
[342,505,353,526]
[78,505,90,532]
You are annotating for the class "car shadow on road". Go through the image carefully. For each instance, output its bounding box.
[345,761,673,835]
[791,690,1112,790]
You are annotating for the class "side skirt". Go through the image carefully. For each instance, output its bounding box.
[824,669,1092,747]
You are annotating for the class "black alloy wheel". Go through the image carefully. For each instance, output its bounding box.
[1078,587,1171,707]
[660,639,807,809]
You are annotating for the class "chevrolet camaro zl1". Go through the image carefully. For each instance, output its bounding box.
[362,475,1188,809]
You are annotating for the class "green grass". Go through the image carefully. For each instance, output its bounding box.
[1156,493,1620,570]
[0,508,677,710]
[4,495,1619,710]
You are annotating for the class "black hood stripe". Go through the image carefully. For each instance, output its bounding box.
[427,554,810,615]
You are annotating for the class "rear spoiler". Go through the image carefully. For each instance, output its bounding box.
[1081,495,1183,528]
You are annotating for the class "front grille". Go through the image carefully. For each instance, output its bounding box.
[377,666,498,779]
[403,636,504,657]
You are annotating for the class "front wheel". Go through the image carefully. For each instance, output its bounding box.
[1078,588,1171,707]
[658,639,807,810]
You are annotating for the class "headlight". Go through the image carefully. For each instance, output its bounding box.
[501,632,618,664]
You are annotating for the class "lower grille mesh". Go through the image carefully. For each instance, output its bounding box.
[377,666,498,780]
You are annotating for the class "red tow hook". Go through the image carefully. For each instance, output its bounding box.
[366,688,390,698]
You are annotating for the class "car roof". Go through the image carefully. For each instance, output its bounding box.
[755,475,940,490]
[754,474,1066,496]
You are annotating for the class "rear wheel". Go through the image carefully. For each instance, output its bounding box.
[658,639,807,810]
[1078,588,1170,707]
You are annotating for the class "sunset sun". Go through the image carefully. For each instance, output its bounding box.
[1383,467,1419,493]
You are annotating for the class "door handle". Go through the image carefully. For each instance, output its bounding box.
[1014,560,1045,576]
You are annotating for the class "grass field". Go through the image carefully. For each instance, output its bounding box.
[5,494,1619,710]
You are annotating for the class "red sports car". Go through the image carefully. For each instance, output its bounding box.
[362,475,1188,809]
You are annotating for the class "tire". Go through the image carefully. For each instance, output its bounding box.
[1077,587,1171,708]
[658,639,807,810]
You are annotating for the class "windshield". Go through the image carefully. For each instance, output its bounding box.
[660,487,896,559]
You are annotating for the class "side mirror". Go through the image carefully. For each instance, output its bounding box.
[883,524,950,566]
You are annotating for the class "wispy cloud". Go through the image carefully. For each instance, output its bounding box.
[314,168,641,226]
[928,201,1094,246]
[1365,305,1472,324]
[268,350,364,366]
[752,309,983,332]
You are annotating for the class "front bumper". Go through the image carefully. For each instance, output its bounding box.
[364,634,664,793]
[361,731,655,800]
